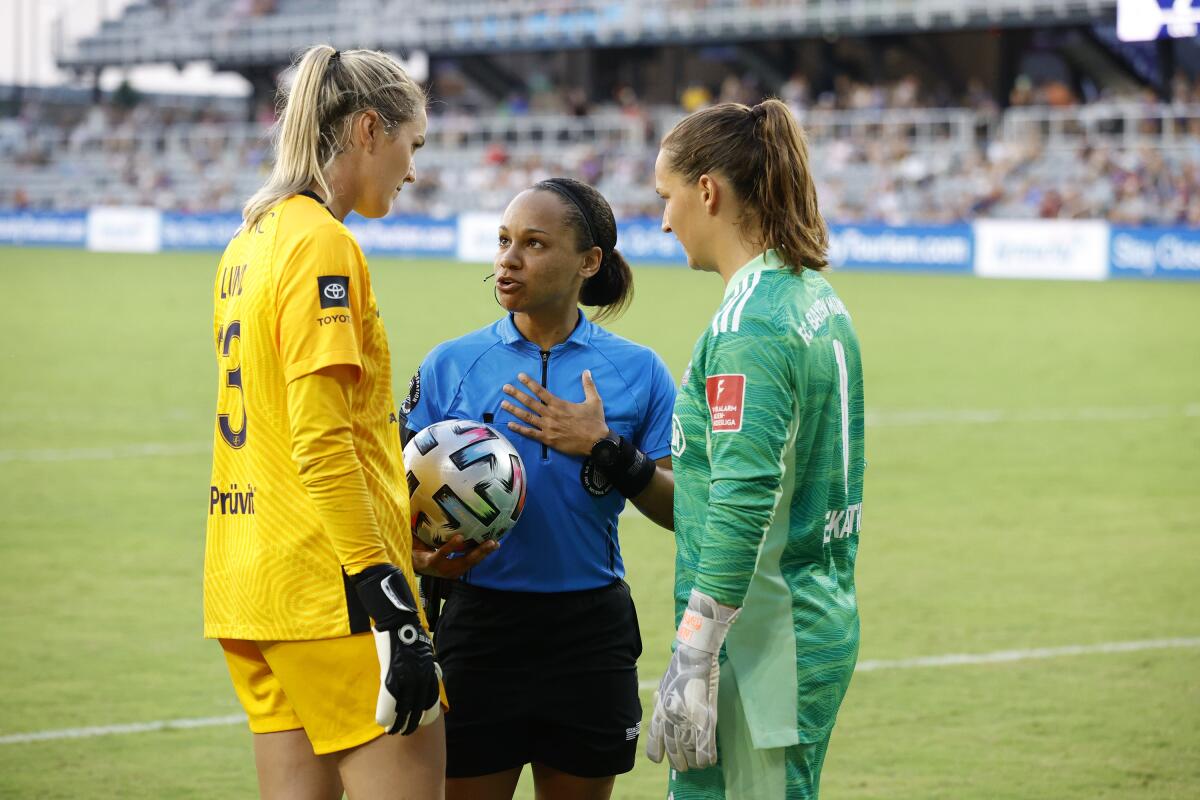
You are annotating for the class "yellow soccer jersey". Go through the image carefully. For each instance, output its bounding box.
[204,193,420,640]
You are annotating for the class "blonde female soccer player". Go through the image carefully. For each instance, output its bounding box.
[645,99,865,799]
[204,45,474,799]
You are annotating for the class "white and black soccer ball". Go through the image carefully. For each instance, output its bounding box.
[403,420,527,547]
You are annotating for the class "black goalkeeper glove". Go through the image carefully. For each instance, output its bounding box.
[353,564,441,735]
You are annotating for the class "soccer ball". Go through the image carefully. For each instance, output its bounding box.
[403,419,528,547]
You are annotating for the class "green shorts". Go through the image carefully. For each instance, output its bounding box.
[666,663,832,800]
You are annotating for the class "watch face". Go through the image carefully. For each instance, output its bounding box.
[591,439,619,468]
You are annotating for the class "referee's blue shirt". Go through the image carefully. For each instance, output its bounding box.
[404,311,676,592]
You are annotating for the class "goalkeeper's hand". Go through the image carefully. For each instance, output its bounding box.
[353,564,441,735]
[646,589,741,771]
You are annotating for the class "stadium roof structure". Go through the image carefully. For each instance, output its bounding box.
[58,0,1118,71]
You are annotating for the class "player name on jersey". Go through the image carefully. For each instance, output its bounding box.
[822,503,863,544]
[796,295,851,345]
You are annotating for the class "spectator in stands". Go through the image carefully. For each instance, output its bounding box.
[779,71,811,113]
[681,82,713,112]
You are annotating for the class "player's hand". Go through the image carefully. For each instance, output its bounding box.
[646,589,741,771]
[411,533,498,579]
[352,564,441,735]
[501,370,608,457]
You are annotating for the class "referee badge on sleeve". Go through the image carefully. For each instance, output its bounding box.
[580,459,614,497]
[317,275,350,308]
[400,369,422,415]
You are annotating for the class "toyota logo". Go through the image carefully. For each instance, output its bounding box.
[324,283,346,300]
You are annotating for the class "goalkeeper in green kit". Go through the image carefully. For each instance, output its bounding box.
[647,98,865,800]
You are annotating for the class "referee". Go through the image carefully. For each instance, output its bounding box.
[403,178,676,800]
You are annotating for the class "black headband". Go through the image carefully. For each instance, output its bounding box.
[538,180,611,254]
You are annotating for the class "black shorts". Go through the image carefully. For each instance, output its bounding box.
[435,579,643,779]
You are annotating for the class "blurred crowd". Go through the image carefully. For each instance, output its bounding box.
[2,72,1199,227]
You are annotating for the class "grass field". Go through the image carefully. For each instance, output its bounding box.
[0,247,1197,799]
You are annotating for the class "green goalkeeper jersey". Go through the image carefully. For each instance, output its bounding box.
[670,249,864,747]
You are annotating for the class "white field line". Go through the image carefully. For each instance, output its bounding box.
[866,402,1200,427]
[0,714,247,745]
[2,403,1196,465]
[2,637,1196,746]
[635,636,1200,692]
[0,442,210,463]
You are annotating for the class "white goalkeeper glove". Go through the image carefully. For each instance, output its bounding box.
[353,564,441,735]
[646,589,741,771]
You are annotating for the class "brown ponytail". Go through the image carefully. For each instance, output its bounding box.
[580,249,633,322]
[533,178,633,323]
[661,98,829,272]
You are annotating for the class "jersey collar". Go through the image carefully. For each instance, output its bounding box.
[723,249,786,300]
[498,310,594,350]
[296,189,335,218]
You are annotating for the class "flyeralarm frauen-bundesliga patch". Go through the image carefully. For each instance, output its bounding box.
[705,374,745,432]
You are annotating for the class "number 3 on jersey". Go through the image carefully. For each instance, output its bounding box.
[218,321,247,448]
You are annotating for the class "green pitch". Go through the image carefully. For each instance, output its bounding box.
[0,248,1197,799]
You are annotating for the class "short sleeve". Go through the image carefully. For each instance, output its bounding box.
[275,225,368,384]
[635,352,677,461]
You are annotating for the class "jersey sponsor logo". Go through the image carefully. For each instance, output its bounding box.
[316,313,350,326]
[400,368,421,415]
[705,374,746,433]
[209,483,255,515]
[670,414,686,457]
[317,275,350,308]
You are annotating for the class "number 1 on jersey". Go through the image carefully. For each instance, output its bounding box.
[832,338,849,501]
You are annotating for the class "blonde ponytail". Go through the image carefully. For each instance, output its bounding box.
[242,44,426,230]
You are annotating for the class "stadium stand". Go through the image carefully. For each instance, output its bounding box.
[6,0,1195,225]
[56,1,1118,70]
[4,87,1197,225]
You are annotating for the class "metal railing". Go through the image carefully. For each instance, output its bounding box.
[15,102,1197,159]
[6,100,1195,216]
[1002,102,1200,150]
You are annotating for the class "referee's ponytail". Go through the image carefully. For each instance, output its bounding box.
[533,178,633,323]
[243,44,426,230]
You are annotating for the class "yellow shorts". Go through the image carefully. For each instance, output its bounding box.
[220,634,447,756]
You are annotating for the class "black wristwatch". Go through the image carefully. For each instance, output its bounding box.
[587,429,656,499]
[590,429,623,469]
